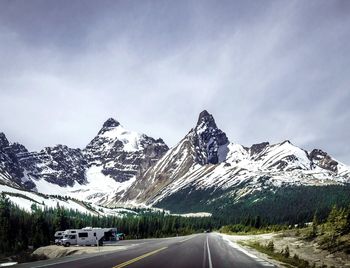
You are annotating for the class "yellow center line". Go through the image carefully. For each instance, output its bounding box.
[112,246,168,268]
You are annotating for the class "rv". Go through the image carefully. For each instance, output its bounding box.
[60,229,79,247]
[54,231,64,245]
[60,227,118,247]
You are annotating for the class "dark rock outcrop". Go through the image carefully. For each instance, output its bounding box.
[309,149,338,172]
[191,110,229,165]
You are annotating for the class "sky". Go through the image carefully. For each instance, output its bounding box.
[0,0,349,164]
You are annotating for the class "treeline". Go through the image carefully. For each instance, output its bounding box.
[2,186,350,257]
[0,194,214,256]
[157,185,350,224]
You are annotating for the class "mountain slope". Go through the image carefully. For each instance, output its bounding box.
[84,118,168,184]
[0,118,169,205]
[118,110,229,204]
[1,111,349,217]
[118,111,350,211]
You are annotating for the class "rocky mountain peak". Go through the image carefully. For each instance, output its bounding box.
[0,132,9,148]
[98,118,120,135]
[103,118,120,128]
[192,110,229,165]
[196,110,216,128]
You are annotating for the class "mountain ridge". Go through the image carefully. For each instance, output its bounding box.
[1,111,349,214]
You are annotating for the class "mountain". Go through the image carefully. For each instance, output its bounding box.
[0,118,168,205]
[1,111,350,221]
[118,109,230,204]
[117,111,350,213]
[84,118,168,184]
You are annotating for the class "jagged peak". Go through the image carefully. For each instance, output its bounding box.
[0,132,7,139]
[97,118,121,136]
[0,132,9,147]
[103,118,120,128]
[190,110,229,165]
[196,110,216,127]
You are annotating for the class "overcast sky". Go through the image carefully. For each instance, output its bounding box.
[0,0,349,163]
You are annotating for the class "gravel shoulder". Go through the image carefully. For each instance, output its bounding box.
[222,231,350,268]
[220,233,288,268]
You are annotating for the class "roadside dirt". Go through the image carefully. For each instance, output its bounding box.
[221,233,288,268]
[223,231,350,268]
[33,244,130,259]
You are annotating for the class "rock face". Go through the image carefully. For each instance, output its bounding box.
[17,145,87,187]
[309,149,338,172]
[0,133,34,189]
[191,110,229,165]
[250,142,270,157]
[84,118,169,183]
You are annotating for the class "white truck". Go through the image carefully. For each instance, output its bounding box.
[60,227,117,247]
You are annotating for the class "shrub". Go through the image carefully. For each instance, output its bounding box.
[282,246,290,258]
[266,241,274,252]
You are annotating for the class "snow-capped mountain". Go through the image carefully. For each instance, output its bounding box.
[118,111,350,208]
[84,118,168,183]
[119,110,230,204]
[0,118,168,206]
[1,111,349,215]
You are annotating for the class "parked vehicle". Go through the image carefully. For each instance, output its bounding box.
[60,229,80,247]
[59,227,118,247]
[117,233,125,240]
[54,231,64,245]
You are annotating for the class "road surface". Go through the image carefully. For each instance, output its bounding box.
[16,233,275,268]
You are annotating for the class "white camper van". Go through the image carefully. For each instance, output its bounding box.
[60,227,117,247]
[60,229,79,247]
[54,231,64,245]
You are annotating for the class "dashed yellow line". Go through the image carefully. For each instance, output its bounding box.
[112,246,168,268]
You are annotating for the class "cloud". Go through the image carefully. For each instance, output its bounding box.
[0,0,349,163]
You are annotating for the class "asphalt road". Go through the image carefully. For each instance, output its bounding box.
[16,233,275,268]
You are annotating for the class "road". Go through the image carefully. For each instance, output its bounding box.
[16,233,275,268]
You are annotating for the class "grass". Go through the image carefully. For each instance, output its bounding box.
[243,240,323,268]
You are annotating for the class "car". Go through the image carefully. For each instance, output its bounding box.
[117,233,125,240]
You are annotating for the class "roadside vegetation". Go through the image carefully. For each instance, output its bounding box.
[305,206,350,254]
[0,194,213,259]
[232,205,350,268]
[244,241,319,268]
[1,190,349,265]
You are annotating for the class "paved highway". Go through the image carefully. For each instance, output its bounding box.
[16,233,275,268]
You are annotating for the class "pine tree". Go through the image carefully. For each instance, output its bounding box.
[0,194,11,253]
[311,212,318,238]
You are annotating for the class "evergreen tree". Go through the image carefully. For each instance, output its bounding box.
[0,194,11,253]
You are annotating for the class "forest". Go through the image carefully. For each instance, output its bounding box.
[0,194,214,256]
[157,185,350,224]
[1,188,350,257]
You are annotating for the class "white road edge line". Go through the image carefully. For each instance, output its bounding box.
[221,235,274,267]
[206,236,213,268]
